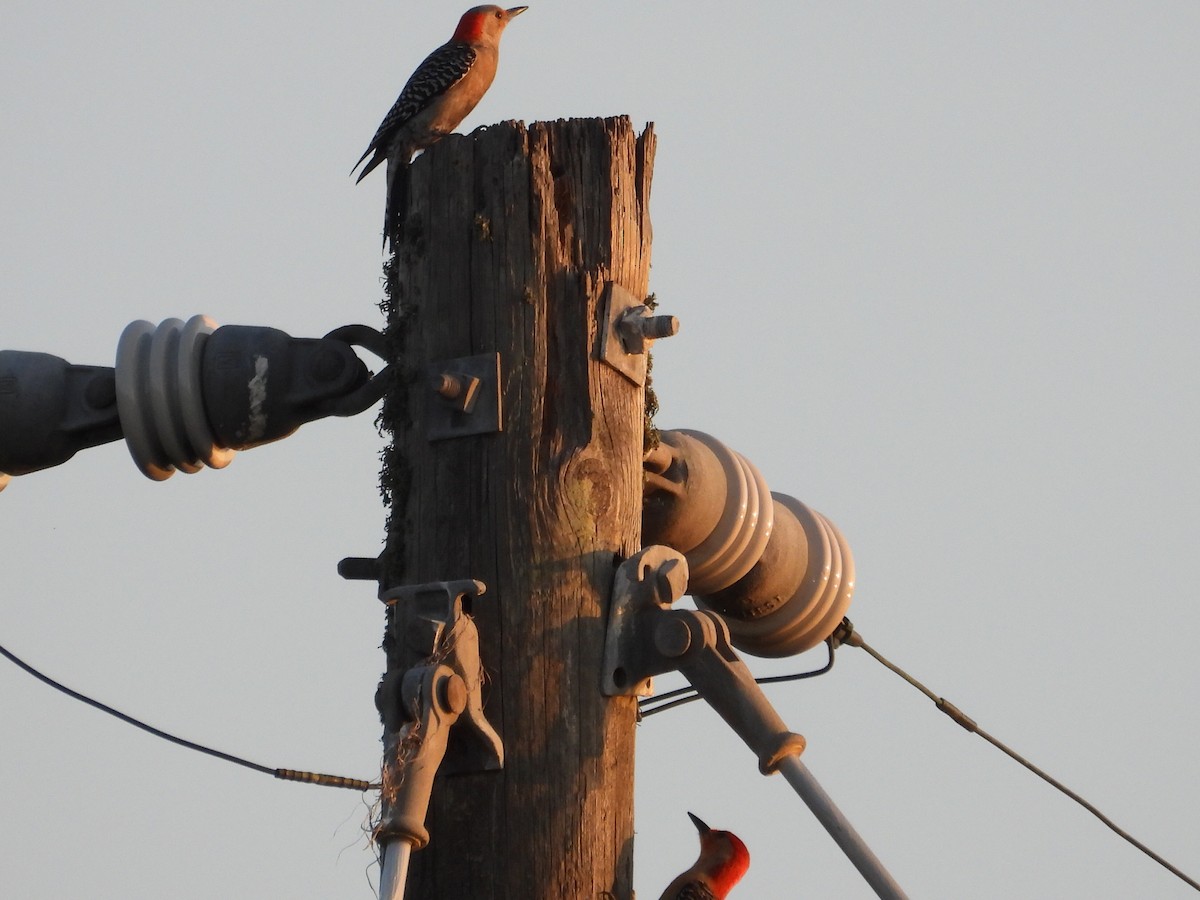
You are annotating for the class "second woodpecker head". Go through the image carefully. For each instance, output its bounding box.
[689,812,751,896]
[453,5,528,46]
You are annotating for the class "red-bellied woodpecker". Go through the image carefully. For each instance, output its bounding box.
[658,812,751,900]
[353,5,528,249]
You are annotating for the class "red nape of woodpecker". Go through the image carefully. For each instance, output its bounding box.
[658,812,751,900]
[352,5,528,251]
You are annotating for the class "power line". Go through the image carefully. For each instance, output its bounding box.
[1,640,378,793]
[837,619,1200,894]
[637,638,835,718]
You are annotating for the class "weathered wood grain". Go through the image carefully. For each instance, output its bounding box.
[379,116,655,899]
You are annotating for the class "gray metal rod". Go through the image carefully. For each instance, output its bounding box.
[379,839,412,900]
[778,756,909,899]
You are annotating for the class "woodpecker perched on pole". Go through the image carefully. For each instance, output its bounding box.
[353,5,528,250]
[658,812,751,900]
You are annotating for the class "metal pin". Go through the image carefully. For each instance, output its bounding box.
[432,373,481,413]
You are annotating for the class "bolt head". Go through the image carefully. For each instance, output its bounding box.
[439,673,468,714]
[654,616,692,658]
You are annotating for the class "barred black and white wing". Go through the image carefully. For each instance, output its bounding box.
[352,42,477,182]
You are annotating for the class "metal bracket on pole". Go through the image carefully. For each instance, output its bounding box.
[602,546,909,899]
[374,579,503,900]
[598,283,679,386]
[602,546,806,773]
[424,352,503,441]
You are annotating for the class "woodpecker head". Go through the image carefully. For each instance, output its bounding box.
[452,5,528,46]
[687,812,751,896]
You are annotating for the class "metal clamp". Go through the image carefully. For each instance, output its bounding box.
[313,324,392,418]
[424,352,502,440]
[375,579,503,849]
[599,283,679,386]
[602,546,805,774]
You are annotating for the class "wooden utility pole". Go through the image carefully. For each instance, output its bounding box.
[378,116,656,898]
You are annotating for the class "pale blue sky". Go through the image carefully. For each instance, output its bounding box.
[3,2,1198,897]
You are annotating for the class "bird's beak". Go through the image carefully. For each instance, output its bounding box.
[506,6,529,18]
[687,812,711,835]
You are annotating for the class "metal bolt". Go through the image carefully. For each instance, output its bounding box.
[653,557,689,607]
[654,615,693,658]
[438,673,468,715]
[338,556,381,582]
[433,374,462,398]
[432,373,481,413]
[616,306,680,355]
[638,314,680,340]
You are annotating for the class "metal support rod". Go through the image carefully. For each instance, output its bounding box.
[379,839,412,900]
[603,548,910,900]
[778,756,909,900]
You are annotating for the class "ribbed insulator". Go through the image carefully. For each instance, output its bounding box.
[643,430,854,657]
[643,429,774,595]
[115,316,235,480]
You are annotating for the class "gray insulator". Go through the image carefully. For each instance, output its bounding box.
[115,316,234,481]
[644,429,855,657]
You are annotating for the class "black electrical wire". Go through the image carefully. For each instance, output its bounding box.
[0,641,378,792]
[839,621,1200,894]
[638,637,835,718]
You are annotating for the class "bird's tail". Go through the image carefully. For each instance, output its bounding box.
[353,148,382,183]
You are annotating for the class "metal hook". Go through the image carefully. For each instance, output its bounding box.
[313,324,394,418]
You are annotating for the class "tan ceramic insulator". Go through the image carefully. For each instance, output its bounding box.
[643,430,775,595]
[700,495,809,622]
[643,430,727,555]
[697,493,855,657]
